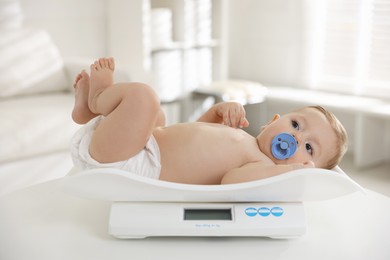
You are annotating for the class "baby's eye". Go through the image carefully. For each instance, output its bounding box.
[291,120,299,130]
[306,143,313,155]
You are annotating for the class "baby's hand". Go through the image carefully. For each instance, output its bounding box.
[215,102,249,128]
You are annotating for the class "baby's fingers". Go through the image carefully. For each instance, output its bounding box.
[223,110,235,127]
[217,102,248,128]
[226,109,248,128]
[229,110,239,127]
[235,106,249,128]
[239,117,250,128]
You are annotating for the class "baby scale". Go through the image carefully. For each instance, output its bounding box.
[62,133,363,239]
[62,165,364,239]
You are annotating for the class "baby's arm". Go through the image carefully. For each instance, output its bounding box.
[220,161,315,184]
[197,102,249,128]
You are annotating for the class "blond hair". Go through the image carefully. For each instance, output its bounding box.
[305,106,348,169]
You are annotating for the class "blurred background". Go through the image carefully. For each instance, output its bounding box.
[0,0,389,196]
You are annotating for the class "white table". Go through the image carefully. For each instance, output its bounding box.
[1,179,389,260]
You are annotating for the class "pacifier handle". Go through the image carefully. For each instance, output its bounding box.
[271,133,298,160]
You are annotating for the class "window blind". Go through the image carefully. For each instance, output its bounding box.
[306,0,390,99]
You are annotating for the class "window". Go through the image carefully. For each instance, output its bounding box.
[305,0,390,99]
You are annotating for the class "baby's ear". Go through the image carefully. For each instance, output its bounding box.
[260,114,280,131]
[270,114,280,123]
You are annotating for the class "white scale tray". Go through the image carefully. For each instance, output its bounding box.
[62,166,364,202]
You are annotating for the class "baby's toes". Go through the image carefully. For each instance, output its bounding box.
[107,57,115,70]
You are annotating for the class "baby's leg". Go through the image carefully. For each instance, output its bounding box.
[156,108,166,127]
[71,70,98,124]
[88,58,161,163]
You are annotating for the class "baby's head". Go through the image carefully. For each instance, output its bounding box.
[256,105,348,169]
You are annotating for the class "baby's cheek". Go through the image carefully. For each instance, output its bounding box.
[285,152,309,165]
[304,161,315,168]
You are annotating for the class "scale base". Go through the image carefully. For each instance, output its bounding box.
[109,202,306,239]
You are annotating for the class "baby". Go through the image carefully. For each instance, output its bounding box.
[71,57,348,185]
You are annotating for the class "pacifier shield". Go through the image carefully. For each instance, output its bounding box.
[271,133,298,160]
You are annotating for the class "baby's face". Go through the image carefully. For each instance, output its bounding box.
[256,108,337,168]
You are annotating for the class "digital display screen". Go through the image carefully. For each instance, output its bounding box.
[184,209,232,220]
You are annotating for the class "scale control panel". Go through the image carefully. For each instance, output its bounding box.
[109,202,306,239]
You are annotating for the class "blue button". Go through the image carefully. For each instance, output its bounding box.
[271,207,284,217]
[258,207,271,217]
[245,207,258,217]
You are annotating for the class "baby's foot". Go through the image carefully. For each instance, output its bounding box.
[71,70,98,124]
[88,57,115,114]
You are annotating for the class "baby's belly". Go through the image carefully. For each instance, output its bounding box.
[153,123,258,184]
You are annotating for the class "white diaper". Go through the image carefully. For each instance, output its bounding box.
[70,116,161,179]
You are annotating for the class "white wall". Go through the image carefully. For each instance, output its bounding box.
[227,0,306,87]
[19,0,107,59]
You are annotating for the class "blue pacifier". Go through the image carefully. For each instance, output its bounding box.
[271,133,298,160]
